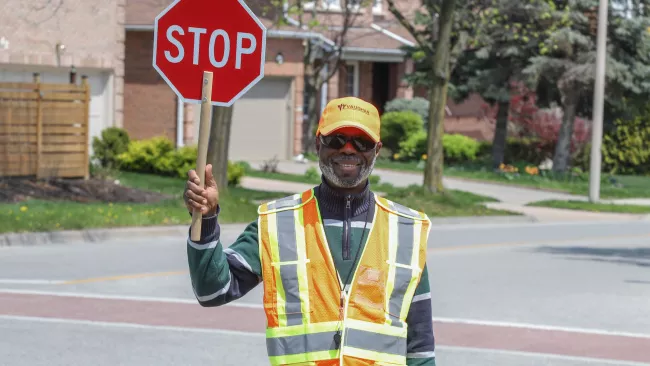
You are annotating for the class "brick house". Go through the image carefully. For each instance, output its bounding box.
[0,0,125,152]
[125,0,493,161]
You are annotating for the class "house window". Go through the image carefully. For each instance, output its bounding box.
[304,0,361,11]
[322,0,341,10]
[372,0,383,14]
[345,62,359,97]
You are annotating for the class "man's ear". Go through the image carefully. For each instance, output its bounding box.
[375,141,383,157]
[315,136,321,154]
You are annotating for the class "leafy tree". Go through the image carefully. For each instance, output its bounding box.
[450,0,557,169]
[523,0,650,172]
[386,0,483,193]
[264,0,369,153]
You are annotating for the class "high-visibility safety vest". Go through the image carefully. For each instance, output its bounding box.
[257,188,431,365]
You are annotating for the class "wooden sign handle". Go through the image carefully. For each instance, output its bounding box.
[190,71,214,241]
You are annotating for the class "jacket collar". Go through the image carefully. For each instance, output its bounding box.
[315,175,373,217]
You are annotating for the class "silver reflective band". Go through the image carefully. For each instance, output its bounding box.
[344,328,407,356]
[267,331,339,357]
[268,195,302,210]
[388,215,418,327]
[407,351,436,358]
[275,209,304,326]
[389,201,420,218]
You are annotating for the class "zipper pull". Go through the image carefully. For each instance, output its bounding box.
[346,196,351,210]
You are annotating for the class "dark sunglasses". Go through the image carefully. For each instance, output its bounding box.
[319,133,377,152]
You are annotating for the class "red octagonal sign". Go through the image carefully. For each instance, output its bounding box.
[153,0,266,106]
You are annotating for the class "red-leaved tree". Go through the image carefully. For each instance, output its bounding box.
[482,82,591,163]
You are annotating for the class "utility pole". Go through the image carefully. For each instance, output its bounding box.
[588,0,609,202]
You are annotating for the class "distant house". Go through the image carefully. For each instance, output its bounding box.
[0,0,126,154]
[122,0,494,162]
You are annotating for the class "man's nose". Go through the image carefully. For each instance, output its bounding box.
[340,141,356,153]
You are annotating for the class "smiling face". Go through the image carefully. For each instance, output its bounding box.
[316,127,382,193]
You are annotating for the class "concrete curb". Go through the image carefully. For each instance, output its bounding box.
[0,215,538,247]
[0,225,189,247]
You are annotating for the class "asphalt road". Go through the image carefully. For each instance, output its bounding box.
[1,220,650,366]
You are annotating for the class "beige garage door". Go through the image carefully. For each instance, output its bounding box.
[228,77,293,161]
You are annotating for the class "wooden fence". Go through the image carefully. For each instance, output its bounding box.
[0,75,90,179]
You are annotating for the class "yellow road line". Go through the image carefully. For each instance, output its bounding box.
[59,270,188,285]
[428,232,650,253]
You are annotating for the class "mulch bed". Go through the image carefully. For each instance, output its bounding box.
[0,178,171,204]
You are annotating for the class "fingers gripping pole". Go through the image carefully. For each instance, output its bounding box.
[191,71,213,241]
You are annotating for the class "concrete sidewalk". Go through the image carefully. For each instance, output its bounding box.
[246,160,584,205]
[247,160,650,206]
[243,160,650,223]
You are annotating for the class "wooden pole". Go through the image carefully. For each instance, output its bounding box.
[190,71,214,241]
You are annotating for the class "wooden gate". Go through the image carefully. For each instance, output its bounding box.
[0,75,90,179]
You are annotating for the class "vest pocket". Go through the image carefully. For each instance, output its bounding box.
[351,265,386,311]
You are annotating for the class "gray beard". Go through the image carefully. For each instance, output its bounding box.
[319,154,376,189]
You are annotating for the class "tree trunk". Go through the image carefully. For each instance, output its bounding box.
[491,100,510,170]
[302,77,319,154]
[301,39,320,155]
[423,0,456,194]
[552,90,579,172]
[207,105,234,191]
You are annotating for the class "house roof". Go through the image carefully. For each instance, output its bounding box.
[322,25,412,50]
[126,0,415,55]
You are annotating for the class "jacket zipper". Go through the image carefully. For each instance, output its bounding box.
[343,195,351,260]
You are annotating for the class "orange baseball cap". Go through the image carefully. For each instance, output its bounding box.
[316,97,381,142]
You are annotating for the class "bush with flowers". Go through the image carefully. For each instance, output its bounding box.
[481,82,592,166]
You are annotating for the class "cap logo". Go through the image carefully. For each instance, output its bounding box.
[337,103,370,115]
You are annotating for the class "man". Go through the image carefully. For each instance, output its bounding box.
[184,97,436,365]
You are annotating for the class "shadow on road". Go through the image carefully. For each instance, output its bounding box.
[625,279,650,285]
[532,246,650,268]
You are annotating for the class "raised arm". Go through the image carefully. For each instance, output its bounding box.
[184,165,262,306]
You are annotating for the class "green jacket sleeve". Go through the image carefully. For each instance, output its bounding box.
[406,263,437,365]
[186,211,262,307]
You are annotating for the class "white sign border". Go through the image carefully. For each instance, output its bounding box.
[152,0,267,107]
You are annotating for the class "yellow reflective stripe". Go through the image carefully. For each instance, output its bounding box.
[267,213,288,327]
[384,211,399,326]
[268,350,338,365]
[271,260,309,266]
[343,347,406,365]
[294,208,311,324]
[266,321,341,338]
[387,262,419,270]
[346,318,407,338]
[400,218,423,320]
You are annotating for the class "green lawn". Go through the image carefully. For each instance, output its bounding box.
[372,160,650,199]
[527,200,650,214]
[0,171,289,234]
[245,169,517,218]
[383,185,514,217]
[246,169,322,185]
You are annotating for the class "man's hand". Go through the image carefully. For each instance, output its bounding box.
[184,164,219,216]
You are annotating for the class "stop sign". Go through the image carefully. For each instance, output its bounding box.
[153,0,266,106]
